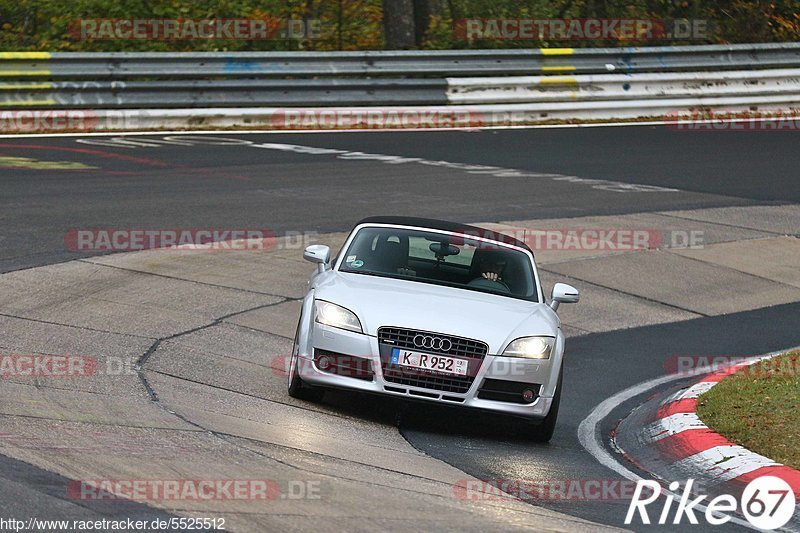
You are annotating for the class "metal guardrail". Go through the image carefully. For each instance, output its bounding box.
[0,79,448,108]
[447,69,800,104]
[0,43,799,131]
[2,43,800,80]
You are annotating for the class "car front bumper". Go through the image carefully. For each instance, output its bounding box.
[297,323,558,420]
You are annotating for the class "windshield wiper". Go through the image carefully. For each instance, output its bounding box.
[341,269,395,279]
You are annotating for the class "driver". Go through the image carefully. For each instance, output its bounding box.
[468,257,510,292]
[479,259,504,282]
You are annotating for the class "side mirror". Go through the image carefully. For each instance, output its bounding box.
[303,244,331,273]
[549,283,579,311]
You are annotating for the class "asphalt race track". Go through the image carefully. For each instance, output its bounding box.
[5,126,799,273]
[1,125,799,531]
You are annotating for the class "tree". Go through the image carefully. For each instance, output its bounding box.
[414,0,443,46]
[383,0,415,49]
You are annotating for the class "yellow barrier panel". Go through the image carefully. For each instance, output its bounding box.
[0,52,52,60]
[0,70,52,77]
[539,77,579,84]
[541,65,577,72]
[540,48,574,56]
[2,100,58,106]
[0,83,53,90]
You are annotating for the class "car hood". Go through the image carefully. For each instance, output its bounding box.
[313,271,558,354]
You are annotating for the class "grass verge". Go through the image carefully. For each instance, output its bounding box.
[697,352,800,470]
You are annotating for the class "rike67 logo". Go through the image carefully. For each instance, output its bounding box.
[626,477,796,529]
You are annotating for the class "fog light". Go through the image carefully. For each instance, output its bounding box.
[317,356,332,371]
[522,389,536,402]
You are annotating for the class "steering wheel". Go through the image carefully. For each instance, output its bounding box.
[467,277,511,293]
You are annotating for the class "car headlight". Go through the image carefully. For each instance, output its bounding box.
[502,336,554,359]
[314,300,363,333]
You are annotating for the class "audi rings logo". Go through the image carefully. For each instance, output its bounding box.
[413,335,453,352]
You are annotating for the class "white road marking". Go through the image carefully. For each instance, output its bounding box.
[69,134,681,193]
[250,141,679,193]
[0,130,705,193]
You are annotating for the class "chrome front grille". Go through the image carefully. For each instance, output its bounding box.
[377,327,488,359]
[378,327,488,393]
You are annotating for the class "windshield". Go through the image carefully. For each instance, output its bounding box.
[338,226,538,301]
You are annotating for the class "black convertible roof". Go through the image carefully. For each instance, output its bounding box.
[354,216,532,252]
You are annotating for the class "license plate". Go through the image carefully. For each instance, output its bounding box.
[391,348,468,376]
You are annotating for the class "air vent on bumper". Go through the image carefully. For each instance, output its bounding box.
[314,350,373,381]
[477,379,540,404]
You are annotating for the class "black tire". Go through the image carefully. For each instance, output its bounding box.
[287,319,325,402]
[525,364,562,443]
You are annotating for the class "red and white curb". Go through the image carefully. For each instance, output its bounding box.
[643,356,800,495]
[580,349,799,529]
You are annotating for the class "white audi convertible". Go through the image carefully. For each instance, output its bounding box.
[288,216,579,441]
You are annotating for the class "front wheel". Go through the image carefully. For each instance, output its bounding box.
[523,364,562,443]
[287,320,325,402]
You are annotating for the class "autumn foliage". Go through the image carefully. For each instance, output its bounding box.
[0,0,796,51]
